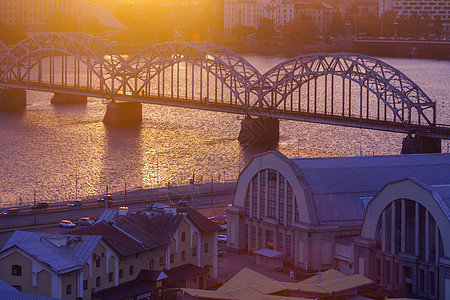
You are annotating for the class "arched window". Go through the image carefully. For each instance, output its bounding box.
[181,250,186,261]
[12,265,22,276]
[243,169,298,226]
[181,232,186,242]
[375,199,443,261]
[96,276,101,287]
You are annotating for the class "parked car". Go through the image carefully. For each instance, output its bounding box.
[217,234,227,243]
[78,217,94,226]
[67,200,82,207]
[32,202,49,209]
[59,220,75,228]
[1,208,20,216]
[97,195,112,202]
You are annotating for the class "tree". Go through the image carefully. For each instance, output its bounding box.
[80,16,104,37]
[256,18,275,39]
[431,15,443,37]
[0,23,27,45]
[329,13,344,37]
[380,10,397,36]
[46,12,78,32]
[231,24,255,39]
[282,16,318,45]
[364,14,380,37]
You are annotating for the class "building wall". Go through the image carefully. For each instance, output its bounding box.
[60,270,80,300]
[356,179,450,299]
[117,246,165,285]
[228,152,361,272]
[0,250,34,293]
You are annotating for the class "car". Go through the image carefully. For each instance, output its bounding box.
[32,202,49,209]
[97,195,112,202]
[67,200,82,207]
[217,234,227,243]
[60,220,75,228]
[78,217,94,226]
[1,208,20,216]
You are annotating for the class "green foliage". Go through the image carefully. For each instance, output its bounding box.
[256,18,275,39]
[282,15,318,45]
[46,12,78,32]
[231,24,255,39]
[329,13,344,37]
[0,23,27,45]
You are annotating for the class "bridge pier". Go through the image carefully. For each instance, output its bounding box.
[0,88,27,110]
[238,116,279,147]
[401,134,441,154]
[51,93,87,104]
[103,101,142,124]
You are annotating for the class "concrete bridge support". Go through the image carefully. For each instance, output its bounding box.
[103,101,142,124]
[0,88,27,110]
[51,93,87,104]
[401,134,441,154]
[238,116,279,147]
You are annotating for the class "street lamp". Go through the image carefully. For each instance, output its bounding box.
[345,21,351,39]
[393,20,398,39]
[105,179,115,208]
[119,176,127,206]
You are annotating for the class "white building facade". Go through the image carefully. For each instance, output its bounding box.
[379,0,450,36]
[227,151,450,299]
[224,0,295,34]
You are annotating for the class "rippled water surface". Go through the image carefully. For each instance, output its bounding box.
[0,56,449,206]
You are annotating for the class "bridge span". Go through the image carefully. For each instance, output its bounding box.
[0,32,448,153]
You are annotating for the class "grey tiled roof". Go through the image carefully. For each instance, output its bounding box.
[288,153,450,226]
[112,212,185,249]
[1,231,102,274]
[72,221,147,257]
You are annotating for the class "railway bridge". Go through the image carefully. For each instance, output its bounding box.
[0,32,448,153]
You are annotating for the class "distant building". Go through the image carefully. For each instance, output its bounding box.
[294,2,339,34]
[224,0,295,35]
[379,0,450,36]
[0,0,125,36]
[0,203,220,299]
[227,151,450,299]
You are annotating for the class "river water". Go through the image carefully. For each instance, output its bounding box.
[0,56,449,207]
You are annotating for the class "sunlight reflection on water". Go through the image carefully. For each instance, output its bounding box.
[0,56,448,206]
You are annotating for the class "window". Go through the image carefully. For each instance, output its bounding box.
[181,251,186,261]
[159,256,164,266]
[192,247,197,256]
[181,232,186,241]
[12,285,21,291]
[119,269,123,279]
[11,265,22,276]
[150,259,154,269]
[83,280,88,290]
[109,272,113,282]
[96,276,101,287]
[66,284,72,295]
[170,254,174,263]
[95,257,101,268]
[129,265,134,276]
[204,243,209,253]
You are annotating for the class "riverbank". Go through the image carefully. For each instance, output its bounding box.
[113,38,450,60]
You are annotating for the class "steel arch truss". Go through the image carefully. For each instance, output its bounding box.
[0,33,438,131]
[258,53,436,127]
[119,42,261,111]
[0,32,126,95]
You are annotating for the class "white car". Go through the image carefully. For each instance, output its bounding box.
[217,234,227,243]
[60,220,75,228]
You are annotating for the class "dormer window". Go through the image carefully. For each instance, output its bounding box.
[12,265,22,276]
